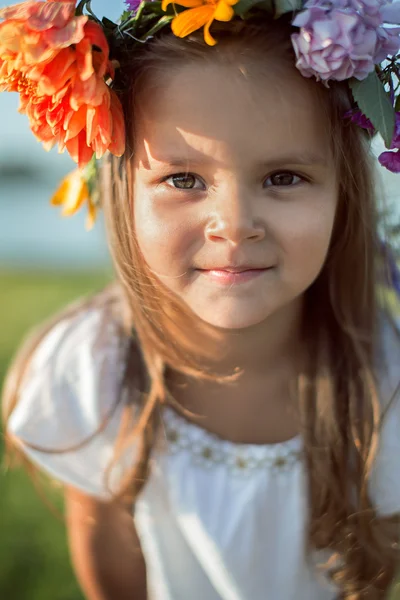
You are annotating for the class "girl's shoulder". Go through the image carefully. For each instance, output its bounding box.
[7,306,136,499]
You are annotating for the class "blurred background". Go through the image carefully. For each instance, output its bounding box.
[0,1,123,599]
[1,0,400,599]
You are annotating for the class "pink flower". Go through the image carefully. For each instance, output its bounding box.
[392,111,400,149]
[345,108,375,130]
[378,112,400,172]
[125,0,143,11]
[291,0,400,82]
[378,149,400,172]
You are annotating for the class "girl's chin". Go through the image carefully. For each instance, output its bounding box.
[192,306,274,331]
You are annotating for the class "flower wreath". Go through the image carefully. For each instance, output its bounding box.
[0,0,399,228]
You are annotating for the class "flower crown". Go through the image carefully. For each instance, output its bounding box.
[0,0,399,227]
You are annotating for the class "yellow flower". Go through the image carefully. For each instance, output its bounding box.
[51,169,97,230]
[162,0,238,46]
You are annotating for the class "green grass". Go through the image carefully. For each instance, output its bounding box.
[0,269,109,600]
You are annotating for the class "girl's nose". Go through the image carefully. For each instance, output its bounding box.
[205,184,265,245]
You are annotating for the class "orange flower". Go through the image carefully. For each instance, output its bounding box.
[162,0,238,46]
[0,1,86,70]
[51,168,97,230]
[0,56,20,91]
[0,1,125,169]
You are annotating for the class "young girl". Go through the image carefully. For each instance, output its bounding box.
[2,0,400,598]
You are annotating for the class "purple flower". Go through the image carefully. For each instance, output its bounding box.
[378,149,400,172]
[375,1,400,62]
[392,112,400,149]
[345,108,375,130]
[125,0,143,12]
[291,0,400,82]
[378,112,400,172]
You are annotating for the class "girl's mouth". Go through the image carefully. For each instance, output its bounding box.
[197,267,269,285]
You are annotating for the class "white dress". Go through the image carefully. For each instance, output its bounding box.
[7,309,400,600]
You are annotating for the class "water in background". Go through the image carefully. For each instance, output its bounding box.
[0,139,399,271]
[0,178,110,270]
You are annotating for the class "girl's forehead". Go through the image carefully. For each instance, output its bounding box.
[135,62,331,166]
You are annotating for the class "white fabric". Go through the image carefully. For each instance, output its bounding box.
[7,310,400,600]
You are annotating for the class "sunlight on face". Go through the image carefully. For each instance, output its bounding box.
[132,62,338,330]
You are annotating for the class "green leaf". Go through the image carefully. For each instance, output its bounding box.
[349,71,395,148]
[75,0,88,16]
[273,0,303,19]
[101,16,118,30]
[234,0,273,17]
[395,95,400,113]
[118,10,132,22]
[139,15,173,40]
[136,1,165,18]
[147,1,165,12]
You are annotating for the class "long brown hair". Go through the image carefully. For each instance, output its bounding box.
[3,17,400,598]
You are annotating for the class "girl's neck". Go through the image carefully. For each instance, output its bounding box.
[166,298,304,445]
[191,296,304,376]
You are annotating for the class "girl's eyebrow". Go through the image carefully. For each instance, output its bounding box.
[256,152,329,169]
[155,151,328,170]
[155,156,214,168]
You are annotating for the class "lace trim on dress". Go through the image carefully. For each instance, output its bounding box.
[162,407,303,475]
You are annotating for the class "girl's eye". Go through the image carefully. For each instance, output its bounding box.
[264,172,302,187]
[164,173,205,190]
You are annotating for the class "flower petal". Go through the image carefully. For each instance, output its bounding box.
[79,20,109,79]
[50,169,89,216]
[162,0,203,10]
[75,37,94,82]
[108,92,126,157]
[0,21,24,55]
[203,16,217,46]
[0,1,75,29]
[41,15,87,49]
[214,0,234,22]
[34,47,75,93]
[171,5,213,38]
[380,3,400,25]
[63,105,87,141]
[86,197,97,230]
[30,2,76,32]
[379,150,400,173]
[86,101,111,147]
[69,75,107,111]
[65,130,94,169]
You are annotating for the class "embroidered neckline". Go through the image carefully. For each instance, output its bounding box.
[161,407,303,474]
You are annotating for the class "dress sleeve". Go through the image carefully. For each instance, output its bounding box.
[7,309,136,500]
[369,317,400,516]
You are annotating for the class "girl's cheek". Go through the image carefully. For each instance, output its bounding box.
[271,194,337,257]
[134,198,200,269]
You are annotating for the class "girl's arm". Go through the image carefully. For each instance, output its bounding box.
[65,486,147,600]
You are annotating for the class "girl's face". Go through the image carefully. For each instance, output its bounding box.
[133,61,338,330]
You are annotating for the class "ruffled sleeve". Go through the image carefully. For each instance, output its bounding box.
[7,309,135,500]
[369,317,400,516]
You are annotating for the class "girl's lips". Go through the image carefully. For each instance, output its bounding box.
[198,268,268,285]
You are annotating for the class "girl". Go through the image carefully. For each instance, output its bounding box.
[2,0,400,599]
